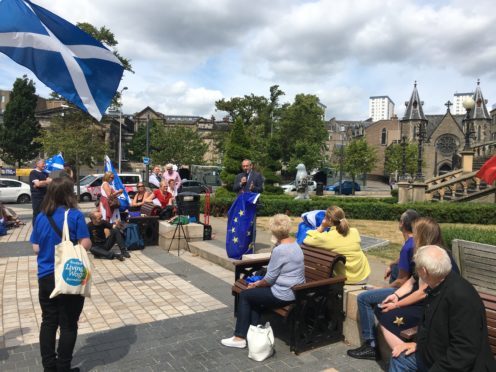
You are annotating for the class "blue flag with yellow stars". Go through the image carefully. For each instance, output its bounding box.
[226,192,260,259]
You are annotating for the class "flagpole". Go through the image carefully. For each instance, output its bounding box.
[145,114,150,187]
[118,86,128,173]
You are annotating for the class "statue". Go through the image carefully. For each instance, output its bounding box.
[294,163,310,200]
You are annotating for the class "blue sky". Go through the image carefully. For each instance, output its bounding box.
[1,0,495,120]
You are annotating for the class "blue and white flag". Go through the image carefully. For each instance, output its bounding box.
[45,152,64,173]
[0,0,124,121]
[226,192,260,259]
[104,155,130,211]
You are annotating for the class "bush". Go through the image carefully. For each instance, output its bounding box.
[441,226,496,249]
[205,195,496,225]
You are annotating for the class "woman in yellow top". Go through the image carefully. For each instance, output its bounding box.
[303,206,370,284]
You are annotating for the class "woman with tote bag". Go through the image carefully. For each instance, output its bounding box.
[31,177,91,372]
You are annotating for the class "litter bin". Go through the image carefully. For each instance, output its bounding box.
[176,192,200,222]
[316,182,324,196]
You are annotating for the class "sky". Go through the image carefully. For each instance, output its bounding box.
[1,0,496,120]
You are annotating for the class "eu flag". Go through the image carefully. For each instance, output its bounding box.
[0,0,124,121]
[226,192,260,259]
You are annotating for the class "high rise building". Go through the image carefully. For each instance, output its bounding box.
[453,92,473,115]
[369,96,394,122]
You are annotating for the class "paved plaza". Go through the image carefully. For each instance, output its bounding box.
[0,209,386,371]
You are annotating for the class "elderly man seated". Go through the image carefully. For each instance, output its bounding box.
[87,211,130,261]
[388,245,496,371]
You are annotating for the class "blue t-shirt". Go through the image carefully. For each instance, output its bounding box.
[398,236,415,274]
[30,207,90,279]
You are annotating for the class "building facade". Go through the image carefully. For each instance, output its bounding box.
[452,92,473,115]
[369,95,395,122]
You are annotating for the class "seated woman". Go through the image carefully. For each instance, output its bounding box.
[167,178,178,198]
[131,182,153,208]
[152,181,173,208]
[303,206,370,284]
[221,214,305,348]
[375,217,460,352]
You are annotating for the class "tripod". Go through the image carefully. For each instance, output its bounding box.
[167,210,190,256]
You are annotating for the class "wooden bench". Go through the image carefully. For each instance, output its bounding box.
[401,239,496,356]
[231,244,347,354]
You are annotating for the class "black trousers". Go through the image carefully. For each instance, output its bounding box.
[38,274,85,372]
[32,196,44,225]
[90,228,126,258]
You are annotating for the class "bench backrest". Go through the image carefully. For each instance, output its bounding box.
[300,244,346,282]
[452,239,496,295]
[480,292,496,356]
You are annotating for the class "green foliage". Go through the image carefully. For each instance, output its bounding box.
[277,94,328,172]
[0,76,41,166]
[221,117,251,191]
[36,111,107,167]
[442,226,496,250]
[127,122,207,166]
[385,143,419,178]
[344,138,377,186]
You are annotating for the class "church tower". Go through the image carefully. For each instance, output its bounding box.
[468,79,491,144]
[401,81,427,141]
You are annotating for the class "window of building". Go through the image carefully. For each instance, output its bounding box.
[381,128,387,145]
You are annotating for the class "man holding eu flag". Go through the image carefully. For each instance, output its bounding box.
[227,160,263,259]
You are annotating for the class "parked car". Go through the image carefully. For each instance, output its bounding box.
[326,181,361,195]
[0,178,31,203]
[282,180,317,193]
[75,173,142,202]
[178,180,211,194]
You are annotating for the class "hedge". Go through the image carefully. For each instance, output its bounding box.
[441,226,496,249]
[203,195,496,225]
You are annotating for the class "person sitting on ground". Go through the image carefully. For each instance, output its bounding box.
[347,209,419,361]
[388,245,496,372]
[131,182,153,208]
[221,214,305,349]
[303,205,370,284]
[375,217,460,355]
[87,210,130,261]
[0,202,25,228]
[99,171,123,223]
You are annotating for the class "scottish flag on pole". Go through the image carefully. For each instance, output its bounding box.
[45,152,64,173]
[0,0,124,121]
[104,155,131,212]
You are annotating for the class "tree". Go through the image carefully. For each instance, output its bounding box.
[221,118,251,191]
[277,94,328,172]
[344,139,377,191]
[152,126,208,166]
[384,143,419,179]
[127,120,161,161]
[0,76,41,167]
[36,111,107,193]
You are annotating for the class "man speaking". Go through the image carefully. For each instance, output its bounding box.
[233,159,263,193]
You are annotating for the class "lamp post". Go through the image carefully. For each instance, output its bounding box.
[462,97,475,150]
[401,135,407,180]
[415,119,427,181]
[145,114,151,187]
[339,126,346,194]
[118,86,128,173]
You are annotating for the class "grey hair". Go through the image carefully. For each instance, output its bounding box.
[414,245,452,278]
[400,209,419,233]
[268,214,292,240]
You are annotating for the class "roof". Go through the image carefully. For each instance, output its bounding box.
[469,80,490,120]
[402,82,427,122]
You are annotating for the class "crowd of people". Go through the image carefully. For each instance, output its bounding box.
[220,204,496,371]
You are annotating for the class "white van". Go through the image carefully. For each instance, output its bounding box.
[75,173,142,202]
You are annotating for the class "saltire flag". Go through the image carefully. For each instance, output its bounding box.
[0,0,124,121]
[226,192,260,259]
[104,155,131,212]
[476,155,496,185]
[44,152,64,173]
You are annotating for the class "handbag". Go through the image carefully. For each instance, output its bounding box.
[49,210,92,298]
[107,194,120,209]
[247,322,275,362]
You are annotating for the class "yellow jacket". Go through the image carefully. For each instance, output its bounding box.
[303,227,370,284]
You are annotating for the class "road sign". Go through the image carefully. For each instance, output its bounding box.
[143,157,150,165]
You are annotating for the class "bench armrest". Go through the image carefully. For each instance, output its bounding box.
[293,276,347,292]
[232,257,270,267]
[400,326,418,341]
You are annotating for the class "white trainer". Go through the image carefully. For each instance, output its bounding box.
[221,336,247,348]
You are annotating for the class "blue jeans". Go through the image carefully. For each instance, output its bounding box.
[357,287,395,342]
[234,287,292,338]
[389,352,427,372]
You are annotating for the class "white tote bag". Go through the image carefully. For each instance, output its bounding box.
[50,210,92,299]
[247,322,275,362]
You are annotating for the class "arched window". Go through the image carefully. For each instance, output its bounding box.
[381,128,387,145]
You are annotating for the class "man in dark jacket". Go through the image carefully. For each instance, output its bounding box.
[233,159,263,194]
[389,245,495,371]
[87,211,130,261]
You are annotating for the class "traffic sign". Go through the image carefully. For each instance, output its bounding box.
[143,157,150,165]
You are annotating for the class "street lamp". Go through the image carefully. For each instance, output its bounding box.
[415,119,427,182]
[339,126,346,194]
[462,97,475,150]
[118,86,128,173]
[401,135,407,180]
